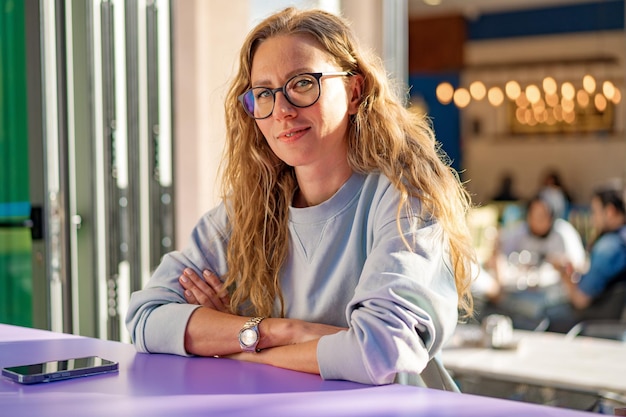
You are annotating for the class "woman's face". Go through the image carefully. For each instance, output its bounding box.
[249,34,360,175]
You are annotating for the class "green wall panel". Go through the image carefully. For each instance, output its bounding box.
[1,0,33,326]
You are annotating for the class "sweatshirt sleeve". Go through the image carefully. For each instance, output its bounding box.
[125,204,230,355]
[317,192,459,385]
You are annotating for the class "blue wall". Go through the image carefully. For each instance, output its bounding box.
[409,73,461,172]
[468,0,624,40]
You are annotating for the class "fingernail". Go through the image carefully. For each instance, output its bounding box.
[185,290,192,297]
[180,275,188,283]
[203,270,212,277]
[184,268,193,276]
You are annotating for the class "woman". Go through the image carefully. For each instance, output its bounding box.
[126,7,475,387]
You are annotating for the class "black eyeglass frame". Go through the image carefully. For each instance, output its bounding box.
[237,71,351,119]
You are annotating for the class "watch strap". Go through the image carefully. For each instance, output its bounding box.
[242,316,264,330]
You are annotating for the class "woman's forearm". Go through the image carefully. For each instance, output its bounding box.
[184,307,250,356]
[228,340,321,375]
[184,306,346,357]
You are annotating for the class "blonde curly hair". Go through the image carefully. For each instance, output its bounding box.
[220,7,475,318]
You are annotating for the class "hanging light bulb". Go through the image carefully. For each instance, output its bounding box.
[545,92,559,107]
[532,98,546,115]
[561,82,575,100]
[602,81,616,101]
[525,84,541,104]
[542,77,557,95]
[469,81,487,101]
[583,74,596,94]
[611,88,622,104]
[533,98,546,114]
[553,104,563,122]
[537,109,548,123]
[436,82,454,105]
[524,108,533,124]
[487,86,504,106]
[505,80,521,100]
[576,90,590,108]
[515,92,529,108]
[563,110,576,124]
[561,97,575,113]
[594,93,607,112]
[515,107,526,124]
[453,88,471,108]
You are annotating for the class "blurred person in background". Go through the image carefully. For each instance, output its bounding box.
[492,172,519,202]
[490,172,523,227]
[549,187,626,332]
[495,195,586,273]
[538,169,572,220]
[481,195,586,329]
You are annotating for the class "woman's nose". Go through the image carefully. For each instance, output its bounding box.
[273,91,296,119]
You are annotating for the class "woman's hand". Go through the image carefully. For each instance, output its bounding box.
[179,268,231,313]
[224,340,321,375]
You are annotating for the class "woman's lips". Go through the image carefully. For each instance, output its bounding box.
[278,126,310,142]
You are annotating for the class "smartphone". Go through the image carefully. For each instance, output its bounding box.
[2,356,118,384]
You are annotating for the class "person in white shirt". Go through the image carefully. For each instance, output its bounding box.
[483,196,586,329]
[498,196,586,272]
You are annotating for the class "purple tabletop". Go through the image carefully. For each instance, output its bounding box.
[0,324,593,417]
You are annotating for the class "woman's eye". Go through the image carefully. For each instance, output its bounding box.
[292,78,314,91]
[256,89,272,100]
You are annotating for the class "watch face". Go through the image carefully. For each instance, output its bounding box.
[240,328,258,347]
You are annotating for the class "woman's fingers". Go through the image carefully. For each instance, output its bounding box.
[203,270,231,308]
[182,287,198,304]
[179,268,216,308]
[179,268,230,312]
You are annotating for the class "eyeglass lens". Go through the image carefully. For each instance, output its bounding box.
[240,73,321,119]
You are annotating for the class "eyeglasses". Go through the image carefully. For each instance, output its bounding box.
[238,72,350,119]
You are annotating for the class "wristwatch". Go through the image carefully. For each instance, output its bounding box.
[238,317,265,352]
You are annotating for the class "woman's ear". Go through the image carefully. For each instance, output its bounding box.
[347,74,364,115]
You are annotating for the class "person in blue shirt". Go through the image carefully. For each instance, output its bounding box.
[552,187,626,330]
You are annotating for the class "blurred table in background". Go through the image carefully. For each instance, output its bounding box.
[443,326,626,413]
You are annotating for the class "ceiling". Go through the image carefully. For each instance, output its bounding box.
[408,0,608,18]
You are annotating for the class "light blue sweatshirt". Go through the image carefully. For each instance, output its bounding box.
[126,172,459,385]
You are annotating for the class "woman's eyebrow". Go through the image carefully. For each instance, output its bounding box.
[250,68,315,87]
